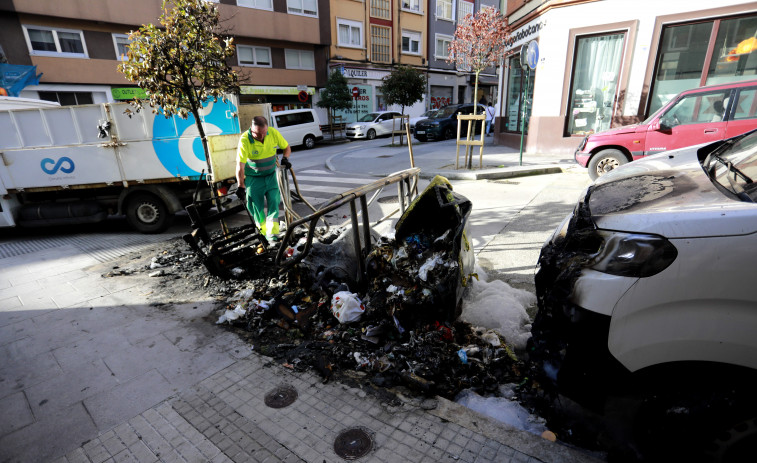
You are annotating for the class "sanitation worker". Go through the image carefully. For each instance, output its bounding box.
[235,116,291,242]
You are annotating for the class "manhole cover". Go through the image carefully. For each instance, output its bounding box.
[264,385,298,408]
[334,427,373,460]
[377,196,399,204]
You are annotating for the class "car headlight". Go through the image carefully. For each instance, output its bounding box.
[590,231,677,277]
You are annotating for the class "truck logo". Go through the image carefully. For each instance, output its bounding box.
[41,157,75,174]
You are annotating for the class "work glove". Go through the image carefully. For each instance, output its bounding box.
[235,186,246,200]
[280,157,292,170]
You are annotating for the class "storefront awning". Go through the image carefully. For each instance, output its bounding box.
[470,75,498,86]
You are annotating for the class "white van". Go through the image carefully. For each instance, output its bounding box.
[270,108,323,149]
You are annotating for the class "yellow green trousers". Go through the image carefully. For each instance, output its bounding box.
[244,173,280,238]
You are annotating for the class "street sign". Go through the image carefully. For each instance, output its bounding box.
[526,40,539,70]
[297,90,308,102]
[352,87,360,99]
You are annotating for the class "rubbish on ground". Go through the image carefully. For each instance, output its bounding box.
[455,389,548,436]
[330,291,365,324]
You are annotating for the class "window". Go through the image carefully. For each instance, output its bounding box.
[275,111,315,128]
[23,26,87,58]
[237,0,273,11]
[113,34,130,61]
[437,0,453,21]
[371,25,391,63]
[371,0,390,19]
[458,0,473,22]
[337,19,363,48]
[435,34,453,59]
[659,90,731,126]
[237,45,272,67]
[505,54,533,132]
[285,49,315,69]
[648,14,757,117]
[567,33,625,136]
[287,0,317,16]
[402,0,421,13]
[732,88,757,120]
[402,31,421,55]
[38,91,93,106]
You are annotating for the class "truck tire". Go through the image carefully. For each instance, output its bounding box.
[303,134,316,149]
[125,192,173,233]
[588,149,628,180]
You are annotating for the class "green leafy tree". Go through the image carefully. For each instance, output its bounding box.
[316,70,353,135]
[379,65,427,116]
[118,0,239,176]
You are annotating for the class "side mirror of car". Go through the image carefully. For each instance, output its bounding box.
[653,119,672,132]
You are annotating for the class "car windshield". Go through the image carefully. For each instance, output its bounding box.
[434,107,458,118]
[705,130,757,202]
[423,110,437,117]
[358,113,379,122]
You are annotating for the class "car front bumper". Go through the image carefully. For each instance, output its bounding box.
[346,128,365,139]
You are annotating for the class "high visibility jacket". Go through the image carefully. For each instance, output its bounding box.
[237,127,289,177]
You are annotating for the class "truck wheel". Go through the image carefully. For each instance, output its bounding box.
[588,149,627,180]
[367,129,377,140]
[125,192,173,233]
[303,134,316,149]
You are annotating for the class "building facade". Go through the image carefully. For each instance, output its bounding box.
[496,0,757,154]
[0,0,330,111]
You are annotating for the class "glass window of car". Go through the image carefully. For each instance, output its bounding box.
[660,90,731,127]
[358,113,379,122]
[732,88,757,121]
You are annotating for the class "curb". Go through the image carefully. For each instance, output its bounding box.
[419,165,564,180]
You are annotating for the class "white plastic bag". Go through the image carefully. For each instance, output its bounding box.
[330,291,365,323]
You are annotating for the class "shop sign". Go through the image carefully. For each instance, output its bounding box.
[338,67,389,81]
[240,86,315,95]
[506,16,547,52]
[111,87,147,100]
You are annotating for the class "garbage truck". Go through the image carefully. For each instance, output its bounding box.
[0,96,245,233]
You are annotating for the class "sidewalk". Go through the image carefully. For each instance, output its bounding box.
[0,140,600,463]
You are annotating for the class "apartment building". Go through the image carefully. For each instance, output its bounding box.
[0,0,330,111]
[426,0,499,110]
[496,0,757,154]
[327,0,428,121]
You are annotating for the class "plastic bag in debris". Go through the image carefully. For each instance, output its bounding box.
[455,389,548,436]
[216,305,247,324]
[330,291,365,324]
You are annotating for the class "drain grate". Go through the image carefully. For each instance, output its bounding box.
[334,427,373,460]
[264,385,298,408]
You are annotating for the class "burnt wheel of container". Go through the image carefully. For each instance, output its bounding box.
[367,129,377,140]
[303,134,316,149]
[125,192,173,233]
[444,127,454,140]
[588,149,627,180]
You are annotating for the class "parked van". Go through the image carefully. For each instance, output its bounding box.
[270,109,323,149]
[575,79,757,180]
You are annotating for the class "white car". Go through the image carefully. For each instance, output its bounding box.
[409,109,437,131]
[345,111,403,140]
[531,129,757,460]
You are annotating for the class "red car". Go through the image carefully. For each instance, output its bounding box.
[575,79,757,180]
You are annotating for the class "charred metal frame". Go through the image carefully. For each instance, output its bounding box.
[275,168,421,285]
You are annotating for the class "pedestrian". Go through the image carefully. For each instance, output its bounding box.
[235,116,291,242]
[485,102,495,136]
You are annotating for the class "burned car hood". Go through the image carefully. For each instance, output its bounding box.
[586,148,757,238]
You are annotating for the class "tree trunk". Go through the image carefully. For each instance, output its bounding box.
[466,71,481,169]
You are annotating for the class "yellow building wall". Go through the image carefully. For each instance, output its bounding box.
[330,0,368,61]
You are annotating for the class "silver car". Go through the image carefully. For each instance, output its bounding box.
[346,111,403,140]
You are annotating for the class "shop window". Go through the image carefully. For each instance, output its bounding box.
[38,91,93,106]
[437,0,453,21]
[23,26,87,58]
[287,0,317,16]
[504,54,534,133]
[371,25,391,63]
[285,49,315,70]
[238,0,273,11]
[237,45,271,67]
[402,31,421,54]
[371,0,390,20]
[338,19,363,48]
[566,32,625,136]
[707,15,757,86]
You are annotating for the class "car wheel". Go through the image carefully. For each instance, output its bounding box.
[415,136,426,142]
[367,129,377,140]
[303,134,316,149]
[588,149,628,180]
[125,192,173,233]
[444,127,454,140]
